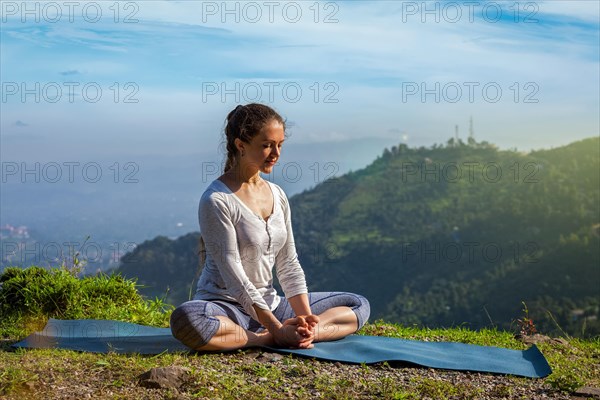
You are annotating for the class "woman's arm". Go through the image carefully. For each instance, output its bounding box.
[272,187,320,338]
[288,293,312,316]
[274,187,309,300]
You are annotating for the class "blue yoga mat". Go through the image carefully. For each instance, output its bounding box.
[13,319,551,378]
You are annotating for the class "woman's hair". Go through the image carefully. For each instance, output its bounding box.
[223,103,286,173]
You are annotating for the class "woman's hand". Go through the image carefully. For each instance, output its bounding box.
[253,303,321,349]
[272,314,320,349]
[271,322,312,349]
[286,294,319,344]
[293,314,320,337]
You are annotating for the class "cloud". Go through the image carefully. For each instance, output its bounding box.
[270,44,323,49]
[1,0,597,155]
[14,120,28,127]
[60,70,80,76]
[538,0,600,23]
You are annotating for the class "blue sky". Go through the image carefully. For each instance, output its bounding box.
[1,0,599,163]
[0,1,599,246]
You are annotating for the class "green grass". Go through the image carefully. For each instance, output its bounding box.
[411,376,483,399]
[359,320,600,393]
[542,336,600,392]
[1,323,598,399]
[0,266,598,399]
[360,320,524,349]
[0,266,172,338]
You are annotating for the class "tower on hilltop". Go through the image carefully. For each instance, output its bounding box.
[469,116,474,140]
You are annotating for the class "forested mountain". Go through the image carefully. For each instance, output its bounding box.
[115,136,600,337]
[115,232,201,307]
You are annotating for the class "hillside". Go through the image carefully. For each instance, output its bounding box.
[115,233,201,306]
[115,137,600,337]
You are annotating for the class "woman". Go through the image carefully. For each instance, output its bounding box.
[170,103,370,351]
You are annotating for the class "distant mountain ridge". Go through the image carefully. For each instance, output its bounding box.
[115,136,600,337]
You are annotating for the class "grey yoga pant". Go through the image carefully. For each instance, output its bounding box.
[170,292,370,349]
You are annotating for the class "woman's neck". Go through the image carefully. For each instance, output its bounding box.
[223,165,262,187]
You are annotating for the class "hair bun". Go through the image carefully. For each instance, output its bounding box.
[227,105,244,121]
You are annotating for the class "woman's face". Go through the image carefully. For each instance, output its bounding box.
[237,119,285,175]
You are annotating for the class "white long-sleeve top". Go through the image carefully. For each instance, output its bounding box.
[194,178,308,322]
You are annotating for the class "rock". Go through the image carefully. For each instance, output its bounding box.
[574,386,600,398]
[138,366,190,390]
[22,381,37,391]
[515,333,551,345]
[516,333,574,347]
[551,337,570,346]
[256,352,284,362]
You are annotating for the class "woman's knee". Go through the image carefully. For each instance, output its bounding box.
[310,291,371,329]
[345,293,370,329]
[170,300,221,349]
